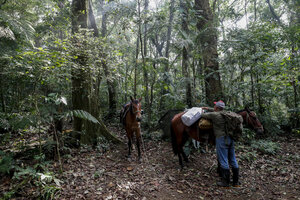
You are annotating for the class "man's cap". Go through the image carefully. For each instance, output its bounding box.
[214,100,225,108]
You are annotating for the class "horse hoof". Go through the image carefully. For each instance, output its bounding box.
[138,157,143,163]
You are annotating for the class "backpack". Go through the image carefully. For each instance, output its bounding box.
[221,111,243,141]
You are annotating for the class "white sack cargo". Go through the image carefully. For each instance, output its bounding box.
[181,107,203,126]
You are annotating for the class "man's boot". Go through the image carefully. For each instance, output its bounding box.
[217,168,230,187]
[232,168,240,187]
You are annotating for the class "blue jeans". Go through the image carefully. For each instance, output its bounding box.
[216,136,239,169]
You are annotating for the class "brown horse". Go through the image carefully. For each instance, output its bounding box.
[237,107,264,135]
[120,96,143,160]
[171,107,264,168]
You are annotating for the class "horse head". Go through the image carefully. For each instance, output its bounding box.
[130,96,142,122]
[237,107,264,135]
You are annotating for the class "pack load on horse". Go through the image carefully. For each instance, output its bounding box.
[171,106,264,168]
[120,96,143,161]
[181,107,212,149]
[181,107,203,126]
[198,118,213,130]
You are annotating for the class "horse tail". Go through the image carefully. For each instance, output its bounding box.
[170,123,178,155]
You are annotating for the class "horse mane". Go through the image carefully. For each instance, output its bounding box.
[236,107,252,114]
[236,109,246,113]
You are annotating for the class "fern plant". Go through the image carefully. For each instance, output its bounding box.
[251,140,281,155]
[0,150,14,175]
[65,110,100,125]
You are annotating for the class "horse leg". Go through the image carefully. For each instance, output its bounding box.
[181,131,189,163]
[136,135,141,161]
[178,153,183,169]
[177,140,189,169]
[135,127,142,161]
[126,129,132,159]
[170,121,185,169]
[128,137,132,158]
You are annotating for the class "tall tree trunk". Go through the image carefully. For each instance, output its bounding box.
[195,0,222,106]
[72,0,121,144]
[71,0,88,133]
[180,0,192,107]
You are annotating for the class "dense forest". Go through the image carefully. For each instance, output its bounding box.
[0,0,299,199]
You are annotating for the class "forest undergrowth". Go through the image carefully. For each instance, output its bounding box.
[1,124,300,200]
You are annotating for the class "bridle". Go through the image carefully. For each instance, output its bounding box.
[130,101,141,113]
[129,100,142,122]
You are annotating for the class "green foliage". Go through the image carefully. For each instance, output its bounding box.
[7,155,61,200]
[240,151,258,162]
[0,113,10,131]
[251,140,281,155]
[0,151,14,175]
[40,184,61,200]
[240,128,256,143]
[66,110,100,125]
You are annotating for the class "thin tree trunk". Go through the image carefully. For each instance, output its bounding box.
[134,35,139,98]
[256,74,263,114]
[141,0,151,126]
[266,0,282,25]
[289,3,299,127]
[88,0,99,37]
[250,65,255,105]
[254,0,257,21]
[101,0,117,118]
[159,0,175,112]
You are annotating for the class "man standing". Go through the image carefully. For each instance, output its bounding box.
[201,100,240,187]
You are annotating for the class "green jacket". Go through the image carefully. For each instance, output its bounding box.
[201,110,226,138]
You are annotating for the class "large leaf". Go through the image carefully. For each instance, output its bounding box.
[65,110,100,124]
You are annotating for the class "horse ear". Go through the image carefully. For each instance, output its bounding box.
[245,106,251,113]
[130,96,134,102]
[138,97,142,102]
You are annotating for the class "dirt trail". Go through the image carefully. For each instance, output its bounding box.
[57,127,300,200]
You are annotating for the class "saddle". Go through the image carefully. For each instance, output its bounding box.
[120,103,130,126]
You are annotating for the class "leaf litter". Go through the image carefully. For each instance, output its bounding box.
[1,125,300,200]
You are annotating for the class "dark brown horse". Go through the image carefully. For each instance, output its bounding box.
[171,107,264,168]
[120,96,143,160]
[237,107,264,135]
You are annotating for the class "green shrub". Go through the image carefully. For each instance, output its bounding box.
[0,151,14,175]
[251,140,281,155]
[240,151,258,162]
[240,128,256,143]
